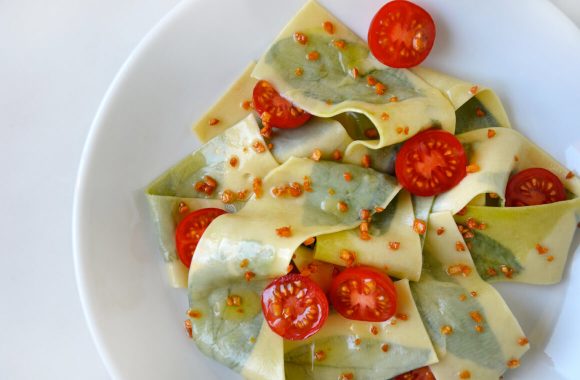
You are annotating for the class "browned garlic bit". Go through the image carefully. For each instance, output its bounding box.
[447,264,472,277]
[440,325,453,335]
[251,140,266,153]
[339,372,354,380]
[388,241,400,250]
[311,148,322,161]
[466,163,480,173]
[314,350,326,361]
[340,249,356,267]
[361,154,371,168]
[413,219,426,235]
[459,369,471,379]
[184,319,193,338]
[322,21,334,34]
[275,226,292,238]
[226,295,242,307]
[194,175,218,195]
[307,51,320,61]
[293,32,308,45]
[221,189,236,204]
[252,177,263,198]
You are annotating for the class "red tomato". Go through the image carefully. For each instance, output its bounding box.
[505,168,566,207]
[395,129,467,196]
[368,0,436,68]
[394,367,435,380]
[261,274,329,340]
[175,208,226,268]
[329,266,397,322]
[252,80,311,129]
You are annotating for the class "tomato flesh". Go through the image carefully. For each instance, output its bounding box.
[261,274,329,340]
[505,168,566,207]
[394,367,435,380]
[395,129,467,196]
[252,80,311,129]
[329,266,397,322]
[368,0,436,68]
[175,208,226,268]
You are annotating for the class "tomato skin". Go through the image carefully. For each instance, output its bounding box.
[395,129,467,196]
[252,80,311,129]
[329,266,397,322]
[261,274,329,340]
[175,208,227,268]
[505,168,566,207]
[368,0,436,68]
[394,367,435,380]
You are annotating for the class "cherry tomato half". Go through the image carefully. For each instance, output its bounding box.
[395,129,467,196]
[394,367,435,380]
[252,80,311,129]
[175,208,226,268]
[329,266,397,322]
[505,168,566,207]
[261,274,329,340]
[368,0,436,68]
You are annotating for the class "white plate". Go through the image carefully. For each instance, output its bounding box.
[73,0,580,379]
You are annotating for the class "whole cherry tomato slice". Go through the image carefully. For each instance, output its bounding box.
[505,168,566,207]
[329,266,397,322]
[395,129,467,196]
[252,80,311,129]
[394,367,435,380]
[175,208,226,268]
[262,274,329,340]
[368,0,436,68]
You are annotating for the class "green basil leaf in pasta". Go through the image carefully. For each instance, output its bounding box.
[468,230,524,281]
[455,96,503,134]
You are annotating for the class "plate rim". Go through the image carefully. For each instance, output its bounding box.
[72,0,192,377]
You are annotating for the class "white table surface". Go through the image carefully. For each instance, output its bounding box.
[0,1,578,379]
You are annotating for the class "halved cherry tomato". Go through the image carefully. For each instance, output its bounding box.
[368,0,436,68]
[505,168,566,207]
[175,208,226,268]
[394,367,435,380]
[261,274,329,340]
[329,266,397,322]
[395,129,467,196]
[252,80,311,129]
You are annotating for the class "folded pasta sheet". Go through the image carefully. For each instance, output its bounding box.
[412,67,511,132]
[454,199,580,284]
[433,128,580,213]
[411,211,529,379]
[146,115,279,287]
